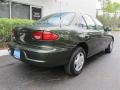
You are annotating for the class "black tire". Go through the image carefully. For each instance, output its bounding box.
[105,40,114,53]
[64,47,86,76]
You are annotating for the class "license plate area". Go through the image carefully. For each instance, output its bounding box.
[13,48,20,59]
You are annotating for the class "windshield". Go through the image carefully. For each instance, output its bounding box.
[33,12,75,27]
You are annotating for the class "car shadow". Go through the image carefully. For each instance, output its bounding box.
[12,51,107,85]
[85,51,106,66]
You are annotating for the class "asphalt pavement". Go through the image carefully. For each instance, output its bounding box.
[0,32,120,90]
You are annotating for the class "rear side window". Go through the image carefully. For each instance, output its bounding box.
[75,16,87,29]
[79,17,87,29]
[33,12,75,27]
[83,15,96,30]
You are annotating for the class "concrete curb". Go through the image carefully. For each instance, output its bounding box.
[0,49,9,56]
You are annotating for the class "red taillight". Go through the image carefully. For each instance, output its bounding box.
[33,31,43,40]
[33,31,59,41]
[43,31,59,41]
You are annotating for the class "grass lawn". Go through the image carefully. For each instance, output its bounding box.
[113,28,120,31]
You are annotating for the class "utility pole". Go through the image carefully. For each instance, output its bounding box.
[102,0,105,15]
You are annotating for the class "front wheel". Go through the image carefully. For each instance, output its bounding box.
[64,47,86,76]
[105,40,114,53]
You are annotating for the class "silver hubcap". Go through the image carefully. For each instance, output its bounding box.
[74,52,84,72]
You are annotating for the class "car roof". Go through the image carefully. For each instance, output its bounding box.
[53,12,92,17]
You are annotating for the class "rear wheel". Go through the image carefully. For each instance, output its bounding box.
[105,40,114,53]
[64,47,86,76]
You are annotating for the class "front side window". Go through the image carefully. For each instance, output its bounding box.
[33,12,75,27]
[93,18,104,30]
[83,15,96,30]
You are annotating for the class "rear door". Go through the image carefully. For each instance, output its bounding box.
[93,18,111,49]
[83,15,103,57]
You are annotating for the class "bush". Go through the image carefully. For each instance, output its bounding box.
[0,18,34,42]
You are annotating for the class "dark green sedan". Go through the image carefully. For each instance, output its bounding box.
[8,12,114,75]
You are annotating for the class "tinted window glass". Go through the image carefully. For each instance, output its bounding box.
[33,12,75,27]
[83,15,96,29]
[79,17,87,29]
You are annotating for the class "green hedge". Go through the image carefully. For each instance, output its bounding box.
[113,28,120,31]
[0,18,34,42]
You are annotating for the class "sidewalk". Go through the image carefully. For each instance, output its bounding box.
[0,49,9,56]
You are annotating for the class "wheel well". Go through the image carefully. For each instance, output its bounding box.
[76,42,88,56]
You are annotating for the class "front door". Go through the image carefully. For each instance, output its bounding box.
[83,15,103,57]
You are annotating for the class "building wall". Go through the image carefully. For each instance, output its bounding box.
[11,0,97,17]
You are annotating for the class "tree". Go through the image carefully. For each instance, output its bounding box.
[104,1,120,13]
[97,0,120,29]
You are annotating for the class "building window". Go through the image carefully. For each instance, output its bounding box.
[0,2,9,18]
[11,2,30,19]
[0,1,42,20]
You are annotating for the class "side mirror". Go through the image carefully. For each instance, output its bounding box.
[104,27,112,32]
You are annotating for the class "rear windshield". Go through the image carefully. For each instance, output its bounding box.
[33,12,75,27]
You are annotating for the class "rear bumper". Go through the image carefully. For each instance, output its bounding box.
[8,42,73,67]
